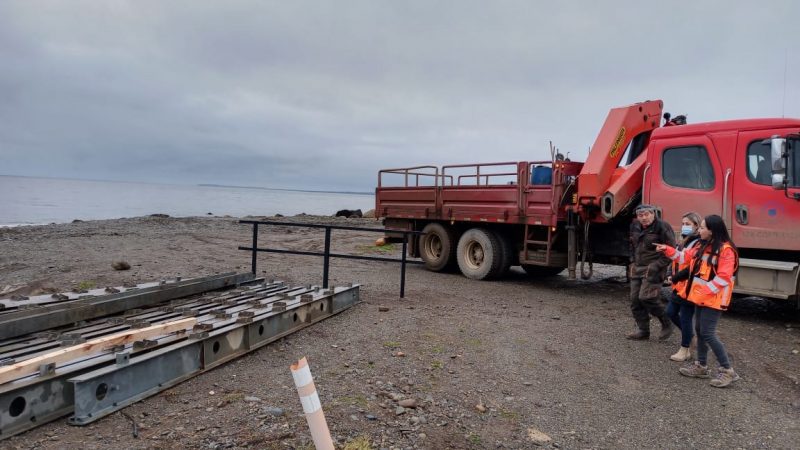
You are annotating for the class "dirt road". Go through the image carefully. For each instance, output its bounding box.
[1,216,798,449]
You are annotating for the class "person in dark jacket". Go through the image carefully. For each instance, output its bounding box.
[626,204,677,340]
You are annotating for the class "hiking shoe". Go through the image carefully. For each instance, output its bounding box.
[670,346,691,362]
[710,367,740,388]
[626,329,650,340]
[679,361,711,378]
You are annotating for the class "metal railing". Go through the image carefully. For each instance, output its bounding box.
[239,220,423,298]
[377,165,454,188]
[442,161,520,186]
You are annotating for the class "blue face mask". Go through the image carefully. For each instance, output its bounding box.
[681,225,693,236]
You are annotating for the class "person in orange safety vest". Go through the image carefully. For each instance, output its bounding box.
[664,212,702,362]
[655,214,740,388]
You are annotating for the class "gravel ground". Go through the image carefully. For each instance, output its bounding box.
[1,215,799,449]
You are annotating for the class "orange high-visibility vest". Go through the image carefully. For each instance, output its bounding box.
[684,243,738,310]
[671,238,700,298]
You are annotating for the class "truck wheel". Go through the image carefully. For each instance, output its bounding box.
[492,230,513,278]
[457,228,503,280]
[521,265,564,277]
[420,223,456,272]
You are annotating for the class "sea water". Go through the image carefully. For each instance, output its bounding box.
[0,176,375,226]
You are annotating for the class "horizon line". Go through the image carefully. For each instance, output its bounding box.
[0,173,373,195]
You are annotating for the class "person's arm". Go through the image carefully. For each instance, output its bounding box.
[653,223,678,272]
[655,243,697,263]
[706,246,737,294]
[628,221,639,264]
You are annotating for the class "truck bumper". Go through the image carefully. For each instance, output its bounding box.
[735,258,799,301]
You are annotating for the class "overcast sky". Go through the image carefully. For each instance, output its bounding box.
[1,1,798,192]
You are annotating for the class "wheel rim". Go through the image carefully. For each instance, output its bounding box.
[424,234,443,259]
[465,240,484,269]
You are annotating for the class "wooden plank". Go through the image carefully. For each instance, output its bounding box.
[0,317,197,385]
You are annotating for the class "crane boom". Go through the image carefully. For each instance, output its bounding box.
[576,100,663,220]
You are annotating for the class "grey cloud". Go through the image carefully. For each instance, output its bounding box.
[1,1,799,192]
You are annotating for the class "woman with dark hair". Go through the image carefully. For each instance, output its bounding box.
[655,214,740,387]
[664,212,702,361]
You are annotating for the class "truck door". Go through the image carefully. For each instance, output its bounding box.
[731,130,800,250]
[645,135,724,230]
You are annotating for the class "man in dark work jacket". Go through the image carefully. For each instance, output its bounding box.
[627,204,677,340]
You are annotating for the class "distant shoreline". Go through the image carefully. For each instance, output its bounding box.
[0,174,373,195]
[197,183,373,196]
[0,212,376,229]
[1,176,375,226]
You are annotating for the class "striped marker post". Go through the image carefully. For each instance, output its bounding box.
[290,357,334,450]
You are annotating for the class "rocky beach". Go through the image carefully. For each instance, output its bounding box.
[1,215,799,449]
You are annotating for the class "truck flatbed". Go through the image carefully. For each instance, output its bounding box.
[376,160,583,227]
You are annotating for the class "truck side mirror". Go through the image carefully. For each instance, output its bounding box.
[770,137,787,190]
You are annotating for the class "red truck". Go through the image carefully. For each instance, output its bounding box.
[375,100,800,303]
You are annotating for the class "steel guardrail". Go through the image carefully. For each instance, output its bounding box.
[238,220,423,298]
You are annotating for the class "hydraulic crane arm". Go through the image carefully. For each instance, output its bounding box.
[576,100,663,221]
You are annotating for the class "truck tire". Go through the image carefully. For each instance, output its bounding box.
[457,228,504,280]
[492,230,513,278]
[420,223,456,272]
[521,265,564,277]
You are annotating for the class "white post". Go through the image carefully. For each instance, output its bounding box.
[290,357,334,450]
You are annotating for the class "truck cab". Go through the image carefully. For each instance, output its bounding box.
[642,120,800,300]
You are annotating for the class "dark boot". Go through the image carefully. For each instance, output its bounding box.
[626,327,650,340]
[657,315,673,341]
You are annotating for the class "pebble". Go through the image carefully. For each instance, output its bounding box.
[418,433,426,439]
[365,414,378,421]
[206,407,214,412]
[244,396,261,402]
[379,306,390,312]
[350,415,359,421]
[792,349,798,355]
[398,399,417,408]
[527,427,552,445]
[396,406,407,415]
[395,351,406,357]
[263,407,285,416]
[475,403,487,413]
